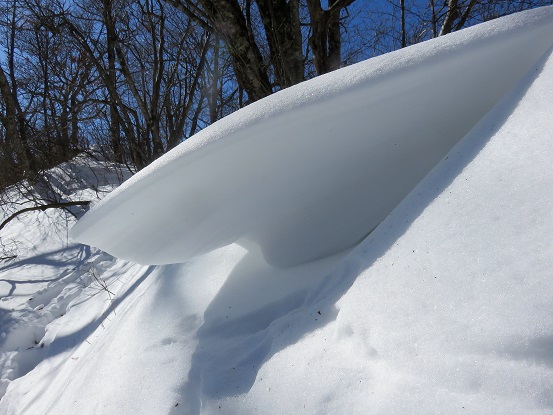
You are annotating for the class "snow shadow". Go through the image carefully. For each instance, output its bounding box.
[0,277,61,298]
[178,249,341,410]
[44,265,155,358]
[0,244,91,273]
[177,48,550,412]
[485,334,553,408]
[496,335,553,368]
[0,244,92,299]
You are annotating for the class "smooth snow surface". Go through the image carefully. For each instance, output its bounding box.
[71,7,553,267]
[3,7,553,415]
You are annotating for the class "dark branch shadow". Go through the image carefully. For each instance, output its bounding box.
[0,244,91,298]
[0,244,91,273]
[44,265,155,358]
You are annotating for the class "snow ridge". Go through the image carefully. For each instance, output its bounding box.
[71,6,553,268]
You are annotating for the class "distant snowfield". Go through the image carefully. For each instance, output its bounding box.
[2,6,553,415]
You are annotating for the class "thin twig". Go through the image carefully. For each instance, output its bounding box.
[0,200,90,232]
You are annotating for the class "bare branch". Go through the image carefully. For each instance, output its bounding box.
[163,0,212,31]
[0,201,91,232]
[328,0,356,16]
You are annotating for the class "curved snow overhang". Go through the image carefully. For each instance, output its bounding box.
[71,7,553,268]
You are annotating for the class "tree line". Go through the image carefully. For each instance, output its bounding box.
[0,0,550,190]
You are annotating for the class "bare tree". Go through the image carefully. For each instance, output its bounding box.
[439,0,478,36]
[164,0,357,101]
[0,0,37,185]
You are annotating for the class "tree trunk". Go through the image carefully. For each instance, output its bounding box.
[439,0,459,36]
[103,0,124,163]
[256,0,304,89]
[400,0,406,47]
[209,35,220,124]
[439,0,477,36]
[187,0,272,102]
[327,0,342,71]
[308,0,355,75]
[0,65,36,178]
[0,0,37,178]
[307,0,328,75]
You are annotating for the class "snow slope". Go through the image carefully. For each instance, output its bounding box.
[0,156,130,397]
[71,7,553,267]
[2,7,553,415]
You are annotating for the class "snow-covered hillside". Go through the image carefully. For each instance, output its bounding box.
[2,6,553,415]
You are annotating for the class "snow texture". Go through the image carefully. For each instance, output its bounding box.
[2,6,553,415]
[70,6,553,267]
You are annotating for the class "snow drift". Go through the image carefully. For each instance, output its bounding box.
[70,7,553,267]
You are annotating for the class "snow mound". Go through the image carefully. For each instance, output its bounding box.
[70,7,553,267]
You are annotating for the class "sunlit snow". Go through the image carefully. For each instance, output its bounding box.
[2,6,553,415]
